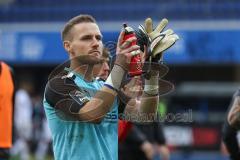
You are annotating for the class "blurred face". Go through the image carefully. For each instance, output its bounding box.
[98,61,110,80]
[64,22,103,64]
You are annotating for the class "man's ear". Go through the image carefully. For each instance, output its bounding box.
[63,41,72,54]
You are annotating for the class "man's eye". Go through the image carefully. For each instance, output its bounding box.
[81,36,92,41]
[96,36,102,41]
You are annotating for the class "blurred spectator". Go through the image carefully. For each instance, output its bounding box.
[32,95,45,144]
[94,47,111,80]
[136,120,170,160]
[35,118,52,160]
[95,48,156,160]
[32,95,52,160]
[222,89,240,160]
[119,94,170,160]
[119,125,155,160]
[11,81,33,160]
[0,61,14,160]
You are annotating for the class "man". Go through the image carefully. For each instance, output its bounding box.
[96,48,155,160]
[12,81,33,160]
[43,14,169,160]
[0,61,14,160]
[95,47,111,81]
[222,90,240,160]
[135,117,170,160]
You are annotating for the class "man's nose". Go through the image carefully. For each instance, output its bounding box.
[103,62,110,71]
[92,37,100,48]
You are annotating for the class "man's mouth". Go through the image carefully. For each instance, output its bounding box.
[89,51,101,56]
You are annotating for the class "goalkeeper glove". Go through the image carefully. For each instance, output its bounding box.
[136,18,179,62]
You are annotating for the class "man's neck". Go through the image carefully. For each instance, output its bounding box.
[70,61,94,82]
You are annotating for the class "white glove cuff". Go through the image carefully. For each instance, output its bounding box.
[105,65,125,91]
[144,74,159,95]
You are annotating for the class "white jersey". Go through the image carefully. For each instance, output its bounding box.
[14,89,32,139]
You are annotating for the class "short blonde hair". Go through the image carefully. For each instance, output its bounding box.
[61,14,96,41]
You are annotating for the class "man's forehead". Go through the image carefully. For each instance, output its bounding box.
[73,23,102,36]
[100,57,109,62]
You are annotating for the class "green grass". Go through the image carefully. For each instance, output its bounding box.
[10,154,53,160]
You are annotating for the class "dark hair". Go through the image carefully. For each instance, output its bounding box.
[102,47,110,58]
[61,14,96,41]
[102,47,112,68]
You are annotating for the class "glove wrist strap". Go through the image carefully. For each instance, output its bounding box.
[144,73,159,95]
[105,64,125,91]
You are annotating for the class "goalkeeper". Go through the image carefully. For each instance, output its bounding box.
[43,14,178,160]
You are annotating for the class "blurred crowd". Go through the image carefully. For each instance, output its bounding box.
[11,80,52,160]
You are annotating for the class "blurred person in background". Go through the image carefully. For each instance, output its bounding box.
[11,80,33,160]
[0,61,14,160]
[119,81,170,160]
[95,42,171,160]
[32,95,45,144]
[32,95,52,160]
[118,75,156,160]
[135,105,170,160]
[35,119,52,160]
[96,48,156,160]
[222,89,240,160]
[94,47,111,81]
[119,125,154,160]
[95,47,135,148]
